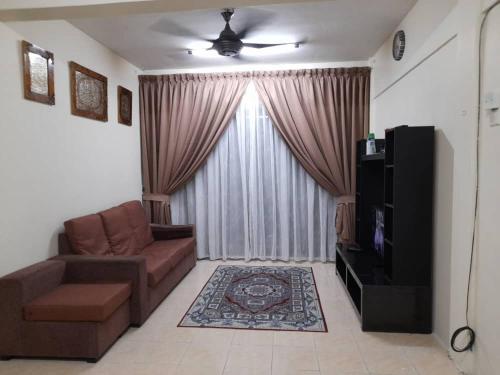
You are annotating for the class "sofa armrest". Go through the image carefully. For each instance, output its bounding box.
[55,255,149,326]
[150,224,194,241]
[0,260,66,303]
[0,260,65,355]
[0,278,23,356]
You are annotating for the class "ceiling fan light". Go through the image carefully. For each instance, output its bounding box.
[241,43,300,57]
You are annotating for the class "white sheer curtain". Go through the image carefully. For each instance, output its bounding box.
[171,83,337,262]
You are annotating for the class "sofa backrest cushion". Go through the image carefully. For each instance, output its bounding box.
[120,201,154,250]
[99,206,138,256]
[64,214,112,256]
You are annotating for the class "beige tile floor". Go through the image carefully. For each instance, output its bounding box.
[0,260,461,375]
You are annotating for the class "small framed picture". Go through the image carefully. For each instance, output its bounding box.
[22,40,55,105]
[117,85,132,126]
[69,61,108,122]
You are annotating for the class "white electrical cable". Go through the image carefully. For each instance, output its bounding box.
[450,0,500,353]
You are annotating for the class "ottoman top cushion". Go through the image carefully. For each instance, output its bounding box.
[24,283,131,322]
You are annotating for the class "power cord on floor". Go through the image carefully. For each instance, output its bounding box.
[450,0,500,353]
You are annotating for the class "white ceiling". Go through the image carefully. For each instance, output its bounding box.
[69,0,417,70]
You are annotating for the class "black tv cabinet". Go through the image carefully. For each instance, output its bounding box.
[336,125,434,333]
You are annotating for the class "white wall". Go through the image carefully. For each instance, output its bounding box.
[0,20,143,277]
[370,0,500,374]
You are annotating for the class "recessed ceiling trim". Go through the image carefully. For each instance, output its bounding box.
[0,0,316,21]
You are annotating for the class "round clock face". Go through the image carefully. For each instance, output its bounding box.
[392,30,405,61]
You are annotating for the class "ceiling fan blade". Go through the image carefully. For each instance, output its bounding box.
[235,8,276,39]
[243,43,288,49]
[240,42,301,57]
[150,17,211,42]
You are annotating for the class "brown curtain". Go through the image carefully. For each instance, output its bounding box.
[253,68,370,243]
[139,73,250,224]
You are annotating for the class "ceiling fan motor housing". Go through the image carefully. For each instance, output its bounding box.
[214,39,244,56]
[214,33,244,56]
[213,9,244,56]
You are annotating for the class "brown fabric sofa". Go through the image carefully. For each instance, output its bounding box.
[56,200,196,325]
[0,260,131,362]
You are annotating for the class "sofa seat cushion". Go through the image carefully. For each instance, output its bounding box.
[143,238,195,287]
[120,201,154,250]
[99,206,138,256]
[24,283,131,322]
[64,214,112,256]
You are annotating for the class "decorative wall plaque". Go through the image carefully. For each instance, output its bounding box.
[117,85,132,126]
[69,61,108,122]
[22,40,55,105]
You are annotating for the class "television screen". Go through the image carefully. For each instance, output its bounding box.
[371,206,384,258]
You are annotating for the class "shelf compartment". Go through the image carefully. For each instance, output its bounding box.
[383,240,393,283]
[347,271,362,314]
[385,129,394,165]
[336,254,347,285]
[335,245,432,333]
[384,208,393,242]
[361,153,385,162]
[385,167,394,204]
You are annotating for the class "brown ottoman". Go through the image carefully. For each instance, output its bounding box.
[0,260,131,362]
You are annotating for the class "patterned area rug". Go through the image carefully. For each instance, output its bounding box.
[179,265,327,332]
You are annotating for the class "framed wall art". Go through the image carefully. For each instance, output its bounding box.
[22,40,55,105]
[69,61,108,122]
[117,85,132,126]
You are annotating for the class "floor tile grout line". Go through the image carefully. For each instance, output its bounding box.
[351,326,371,374]
[221,338,231,375]
[401,345,423,375]
[270,341,275,375]
[172,332,193,373]
[313,337,321,374]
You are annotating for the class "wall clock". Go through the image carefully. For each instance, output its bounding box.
[392,30,405,61]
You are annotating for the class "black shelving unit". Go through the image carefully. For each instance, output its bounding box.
[336,125,434,333]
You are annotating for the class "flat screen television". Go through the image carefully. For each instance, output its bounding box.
[371,206,384,258]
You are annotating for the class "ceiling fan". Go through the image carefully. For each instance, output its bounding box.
[187,8,300,58]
